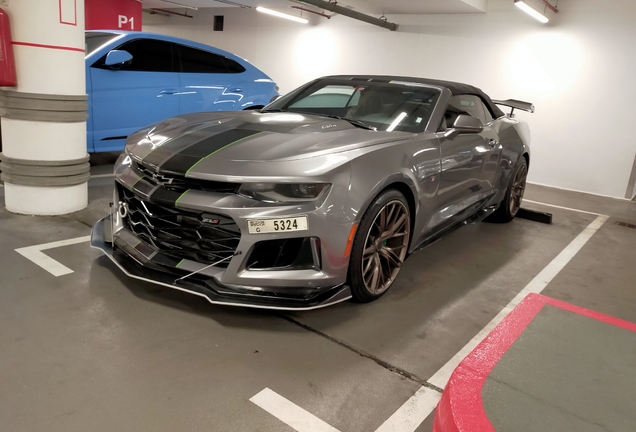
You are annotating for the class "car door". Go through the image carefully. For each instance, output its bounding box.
[89,38,180,152]
[176,44,245,114]
[435,95,501,228]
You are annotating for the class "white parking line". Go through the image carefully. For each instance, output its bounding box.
[428,213,609,388]
[15,236,91,277]
[250,388,341,432]
[251,202,610,431]
[523,199,602,216]
[374,386,441,432]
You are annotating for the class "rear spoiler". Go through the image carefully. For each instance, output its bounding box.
[493,99,535,116]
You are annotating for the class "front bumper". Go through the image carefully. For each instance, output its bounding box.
[91,216,352,310]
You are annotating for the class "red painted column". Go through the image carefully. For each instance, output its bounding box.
[85,0,142,31]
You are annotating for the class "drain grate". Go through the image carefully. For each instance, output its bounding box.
[615,221,636,229]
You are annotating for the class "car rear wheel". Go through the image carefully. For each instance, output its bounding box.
[348,190,411,303]
[487,157,528,223]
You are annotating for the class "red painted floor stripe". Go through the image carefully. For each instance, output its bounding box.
[12,41,85,53]
[433,293,636,432]
[542,296,636,333]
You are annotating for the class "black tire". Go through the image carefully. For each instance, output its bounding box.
[348,189,411,303]
[487,157,528,223]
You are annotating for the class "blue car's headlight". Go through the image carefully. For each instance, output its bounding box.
[238,183,330,203]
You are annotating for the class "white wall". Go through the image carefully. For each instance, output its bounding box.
[145,0,636,199]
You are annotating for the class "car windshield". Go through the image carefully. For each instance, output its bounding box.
[85,32,120,56]
[266,79,441,133]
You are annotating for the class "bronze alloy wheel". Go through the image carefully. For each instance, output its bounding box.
[509,163,528,216]
[361,200,411,295]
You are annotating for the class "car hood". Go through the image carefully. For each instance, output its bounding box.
[126,111,413,178]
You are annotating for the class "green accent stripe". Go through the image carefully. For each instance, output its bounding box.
[176,259,185,268]
[174,189,190,207]
[185,131,266,177]
[131,175,145,188]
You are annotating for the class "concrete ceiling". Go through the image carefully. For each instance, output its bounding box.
[142,0,488,14]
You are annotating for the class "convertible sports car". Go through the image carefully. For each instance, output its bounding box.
[91,75,534,310]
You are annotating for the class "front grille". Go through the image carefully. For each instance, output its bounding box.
[119,186,240,267]
[132,160,241,194]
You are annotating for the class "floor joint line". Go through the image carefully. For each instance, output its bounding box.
[278,314,443,393]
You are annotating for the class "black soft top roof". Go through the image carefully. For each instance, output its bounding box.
[327,75,505,119]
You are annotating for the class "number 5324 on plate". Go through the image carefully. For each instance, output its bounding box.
[247,216,309,234]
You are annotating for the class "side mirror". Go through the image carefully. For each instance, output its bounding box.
[443,115,484,140]
[104,50,133,69]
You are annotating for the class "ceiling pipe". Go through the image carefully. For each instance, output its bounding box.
[149,8,193,18]
[154,0,198,10]
[294,0,398,31]
[291,6,332,19]
[539,0,559,13]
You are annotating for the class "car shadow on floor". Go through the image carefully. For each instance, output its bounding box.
[87,218,543,333]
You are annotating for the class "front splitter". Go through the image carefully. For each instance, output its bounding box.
[90,217,352,311]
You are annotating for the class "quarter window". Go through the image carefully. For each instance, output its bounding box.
[223,57,247,73]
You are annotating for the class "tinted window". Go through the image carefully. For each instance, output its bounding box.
[482,101,494,123]
[178,45,229,73]
[115,39,176,72]
[445,95,493,125]
[223,57,246,73]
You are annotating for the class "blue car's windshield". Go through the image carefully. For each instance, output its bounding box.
[266,79,441,133]
[85,32,120,56]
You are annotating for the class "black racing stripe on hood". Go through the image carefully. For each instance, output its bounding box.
[158,129,264,175]
[141,124,233,168]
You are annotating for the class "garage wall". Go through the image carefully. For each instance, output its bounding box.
[145,0,636,199]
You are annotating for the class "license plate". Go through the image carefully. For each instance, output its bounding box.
[247,216,308,234]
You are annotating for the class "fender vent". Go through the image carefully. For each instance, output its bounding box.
[615,221,636,229]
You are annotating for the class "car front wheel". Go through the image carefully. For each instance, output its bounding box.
[348,189,411,303]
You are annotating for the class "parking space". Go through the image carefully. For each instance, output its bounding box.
[3,164,634,431]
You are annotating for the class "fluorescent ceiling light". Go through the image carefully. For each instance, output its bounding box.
[514,0,549,24]
[256,7,308,24]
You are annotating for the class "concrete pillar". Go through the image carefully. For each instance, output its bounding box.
[0,0,88,215]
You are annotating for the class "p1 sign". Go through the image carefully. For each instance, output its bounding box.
[118,15,135,30]
[86,0,141,31]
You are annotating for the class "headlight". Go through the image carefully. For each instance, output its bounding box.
[238,183,330,203]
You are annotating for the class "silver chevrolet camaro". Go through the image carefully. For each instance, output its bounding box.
[91,75,534,310]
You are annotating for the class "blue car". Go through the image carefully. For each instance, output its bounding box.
[85,31,279,153]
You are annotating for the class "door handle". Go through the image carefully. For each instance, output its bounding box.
[488,139,500,147]
[229,87,243,93]
[159,89,178,95]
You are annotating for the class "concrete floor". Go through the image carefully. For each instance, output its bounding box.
[1,161,635,432]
